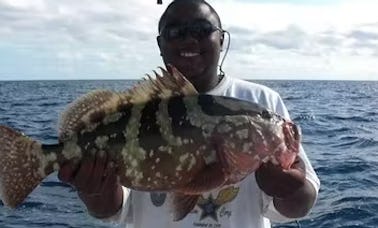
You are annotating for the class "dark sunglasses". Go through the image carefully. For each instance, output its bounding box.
[159,20,222,41]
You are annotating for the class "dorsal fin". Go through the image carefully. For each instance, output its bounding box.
[126,65,198,103]
[58,66,197,141]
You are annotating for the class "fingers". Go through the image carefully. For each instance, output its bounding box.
[256,157,306,198]
[286,155,306,173]
[58,161,79,183]
[58,150,117,196]
[100,161,118,194]
[85,151,109,194]
[72,155,96,193]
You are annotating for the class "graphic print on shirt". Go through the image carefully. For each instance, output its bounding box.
[192,186,239,226]
[150,192,167,207]
[149,186,240,226]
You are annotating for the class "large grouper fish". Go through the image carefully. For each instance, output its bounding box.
[0,65,300,221]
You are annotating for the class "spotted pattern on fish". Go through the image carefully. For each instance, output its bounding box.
[62,135,82,161]
[62,103,134,174]
[0,65,300,222]
[103,112,124,125]
[121,103,147,186]
[183,96,222,138]
[0,127,48,208]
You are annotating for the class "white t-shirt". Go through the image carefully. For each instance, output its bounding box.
[103,75,320,228]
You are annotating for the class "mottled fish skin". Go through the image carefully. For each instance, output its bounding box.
[0,65,200,208]
[55,94,298,191]
[0,66,300,221]
[55,95,268,190]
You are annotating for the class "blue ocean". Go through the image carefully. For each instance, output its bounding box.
[0,80,377,228]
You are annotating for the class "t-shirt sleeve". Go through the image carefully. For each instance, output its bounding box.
[261,94,320,222]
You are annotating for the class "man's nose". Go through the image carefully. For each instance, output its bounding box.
[180,32,200,43]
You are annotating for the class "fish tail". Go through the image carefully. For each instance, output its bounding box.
[0,125,49,208]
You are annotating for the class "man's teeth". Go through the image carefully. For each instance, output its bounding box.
[180,52,199,57]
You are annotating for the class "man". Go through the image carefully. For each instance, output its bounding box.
[58,0,320,227]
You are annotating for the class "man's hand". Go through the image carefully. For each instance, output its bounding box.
[58,151,124,218]
[255,156,316,218]
[255,156,306,198]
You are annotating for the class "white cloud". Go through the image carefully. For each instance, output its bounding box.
[0,0,377,80]
[213,0,378,80]
[253,25,307,50]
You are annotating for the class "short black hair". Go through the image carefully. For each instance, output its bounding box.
[158,0,222,33]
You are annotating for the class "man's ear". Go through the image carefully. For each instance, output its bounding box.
[157,35,162,48]
[157,36,163,56]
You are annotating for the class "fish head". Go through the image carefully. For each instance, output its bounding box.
[226,113,301,170]
[213,110,301,171]
[273,121,301,169]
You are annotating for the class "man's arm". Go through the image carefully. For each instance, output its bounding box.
[58,151,124,218]
[255,156,317,218]
[273,178,317,218]
[257,93,319,218]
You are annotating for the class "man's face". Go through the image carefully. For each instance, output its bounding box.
[157,2,223,87]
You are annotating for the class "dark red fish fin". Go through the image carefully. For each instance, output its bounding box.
[171,193,200,221]
[216,141,261,184]
[178,162,226,195]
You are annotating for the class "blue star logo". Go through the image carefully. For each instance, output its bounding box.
[197,194,221,221]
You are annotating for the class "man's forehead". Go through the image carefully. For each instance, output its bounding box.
[164,2,218,25]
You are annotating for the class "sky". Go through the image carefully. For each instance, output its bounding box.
[0,0,377,81]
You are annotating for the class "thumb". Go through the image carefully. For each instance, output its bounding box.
[58,162,78,183]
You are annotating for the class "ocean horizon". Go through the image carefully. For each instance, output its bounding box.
[0,78,377,82]
[0,79,377,227]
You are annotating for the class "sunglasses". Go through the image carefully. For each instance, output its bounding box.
[159,20,222,41]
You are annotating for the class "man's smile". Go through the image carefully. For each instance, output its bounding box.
[180,51,200,57]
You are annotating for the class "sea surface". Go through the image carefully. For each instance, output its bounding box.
[0,80,377,228]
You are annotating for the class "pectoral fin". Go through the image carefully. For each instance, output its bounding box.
[177,162,226,195]
[171,193,200,221]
